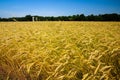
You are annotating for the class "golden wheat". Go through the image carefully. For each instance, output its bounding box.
[0,22,120,80]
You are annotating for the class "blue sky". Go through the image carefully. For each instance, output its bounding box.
[0,0,120,18]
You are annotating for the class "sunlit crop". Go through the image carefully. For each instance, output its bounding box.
[0,22,120,80]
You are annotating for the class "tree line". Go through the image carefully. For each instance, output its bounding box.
[0,13,120,21]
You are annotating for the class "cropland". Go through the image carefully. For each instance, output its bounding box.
[0,22,120,80]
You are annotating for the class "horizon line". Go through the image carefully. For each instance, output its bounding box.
[0,12,120,18]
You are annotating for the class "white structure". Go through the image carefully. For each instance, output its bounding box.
[32,16,35,22]
[32,16,38,22]
[35,17,38,21]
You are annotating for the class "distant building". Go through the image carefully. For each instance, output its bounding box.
[32,16,38,22]
[32,16,34,22]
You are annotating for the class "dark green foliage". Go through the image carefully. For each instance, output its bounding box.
[0,13,120,21]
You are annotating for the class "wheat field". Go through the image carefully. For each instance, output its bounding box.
[0,22,120,80]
